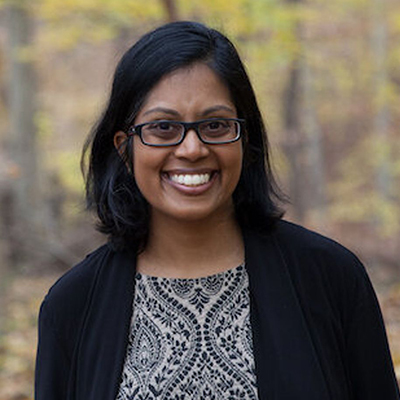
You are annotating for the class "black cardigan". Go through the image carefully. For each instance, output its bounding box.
[35,220,400,399]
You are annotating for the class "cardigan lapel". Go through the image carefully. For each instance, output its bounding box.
[244,228,330,400]
[73,247,137,400]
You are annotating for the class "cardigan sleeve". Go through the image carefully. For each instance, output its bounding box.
[34,244,113,400]
[272,220,399,398]
[344,258,400,400]
[35,299,71,400]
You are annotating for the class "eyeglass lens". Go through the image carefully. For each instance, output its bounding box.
[140,119,240,146]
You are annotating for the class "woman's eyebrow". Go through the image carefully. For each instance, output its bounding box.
[201,105,236,116]
[142,107,179,117]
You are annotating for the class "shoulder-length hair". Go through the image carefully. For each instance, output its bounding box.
[82,20,284,251]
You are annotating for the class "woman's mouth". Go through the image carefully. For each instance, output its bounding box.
[162,171,217,194]
[169,173,211,187]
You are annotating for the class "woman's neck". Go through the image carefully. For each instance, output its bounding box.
[137,211,244,279]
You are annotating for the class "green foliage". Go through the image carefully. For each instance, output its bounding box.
[35,111,53,141]
[33,0,164,49]
[329,136,400,235]
[49,150,84,194]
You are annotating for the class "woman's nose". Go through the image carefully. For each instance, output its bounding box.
[173,129,209,160]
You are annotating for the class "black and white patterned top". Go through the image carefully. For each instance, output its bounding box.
[116,264,259,400]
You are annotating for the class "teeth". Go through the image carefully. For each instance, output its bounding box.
[170,173,211,186]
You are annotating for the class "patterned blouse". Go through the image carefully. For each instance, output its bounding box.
[117,264,259,400]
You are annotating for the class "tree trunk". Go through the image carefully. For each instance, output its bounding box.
[281,0,325,225]
[281,0,307,223]
[282,56,308,222]
[371,0,390,200]
[161,0,179,22]
[7,2,40,264]
[301,50,327,227]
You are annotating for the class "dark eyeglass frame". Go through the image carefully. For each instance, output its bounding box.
[127,118,245,147]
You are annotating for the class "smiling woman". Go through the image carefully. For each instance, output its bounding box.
[35,21,400,400]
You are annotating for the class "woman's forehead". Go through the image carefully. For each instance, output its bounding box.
[135,63,236,122]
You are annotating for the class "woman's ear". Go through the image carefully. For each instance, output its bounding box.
[114,131,128,158]
[114,131,132,172]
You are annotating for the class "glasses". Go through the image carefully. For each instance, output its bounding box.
[127,118,245,147]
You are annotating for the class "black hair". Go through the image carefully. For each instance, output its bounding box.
[82,20,285,251]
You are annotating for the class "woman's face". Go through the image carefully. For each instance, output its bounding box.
[115,63,243,224]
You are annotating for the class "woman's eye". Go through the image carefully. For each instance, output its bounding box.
[144,122,181,140]
[158,122,172,130]
[148,122,172,131]
[208,121,222,130]
[203,120,230,132]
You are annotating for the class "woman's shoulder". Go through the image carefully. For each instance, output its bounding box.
[274,220,361,263]
[271,220,378,317]
[41,244,113,315]
[36,244,118,364]
[271,220,368,284]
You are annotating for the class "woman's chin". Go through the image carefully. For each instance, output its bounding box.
[150,202,233,225]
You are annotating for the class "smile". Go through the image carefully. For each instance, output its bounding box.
[169,173,211,187]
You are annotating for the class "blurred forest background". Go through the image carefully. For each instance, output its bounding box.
[0,0,399,398]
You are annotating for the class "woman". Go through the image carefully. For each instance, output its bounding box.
[35,21,399,399]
